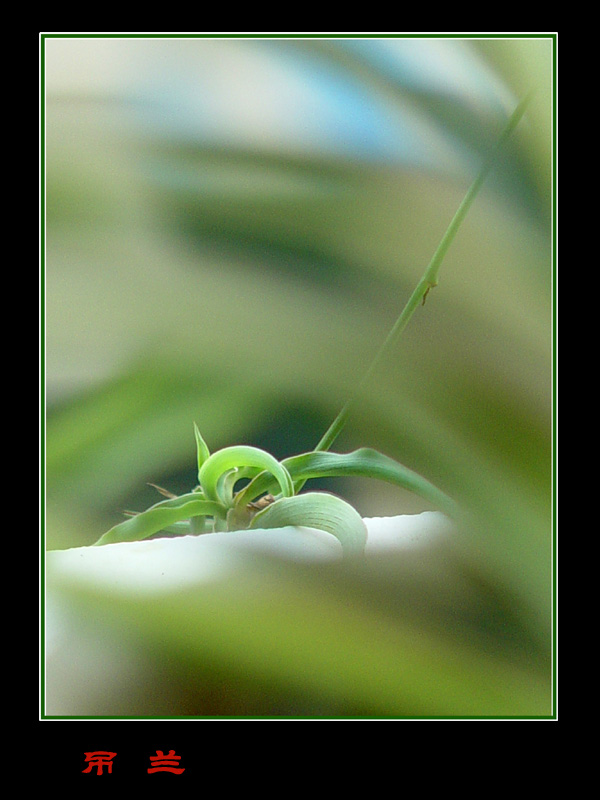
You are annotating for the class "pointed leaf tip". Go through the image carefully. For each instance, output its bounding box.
[193,422,211,478]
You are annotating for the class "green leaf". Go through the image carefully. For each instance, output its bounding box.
[94,492,226,546]
[199,445,295,504]
[217,465,264,509]
[249,492,367,557]
[194,422,211,479]
[236,448,457,518]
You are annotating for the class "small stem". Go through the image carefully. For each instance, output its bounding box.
[314,91,534,456]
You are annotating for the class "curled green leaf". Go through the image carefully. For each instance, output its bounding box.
[199,445,294,505]
[216,465,263,508]
[249,491,367,557]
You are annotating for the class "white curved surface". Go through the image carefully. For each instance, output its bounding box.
[46,512,453,596]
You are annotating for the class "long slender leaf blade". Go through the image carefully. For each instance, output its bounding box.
[289,449,457,516]
[236,448,457,517]
[95,495,225,546]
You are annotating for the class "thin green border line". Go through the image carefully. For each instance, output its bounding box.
[40,32,556,40]
[40,33,47,721]
[551,32,558,720]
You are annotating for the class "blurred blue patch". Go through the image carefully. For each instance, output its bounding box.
[128,38,476,171]
[343,38,512,106]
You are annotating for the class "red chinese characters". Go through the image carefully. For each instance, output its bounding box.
[82,751,117,775]
[82,749,185,775]
[147,750,185,774]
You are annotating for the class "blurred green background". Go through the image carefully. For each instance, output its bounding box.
[44,35,554,718]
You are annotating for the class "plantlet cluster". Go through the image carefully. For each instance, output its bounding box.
[95,430,457,554]
[94,93,533,555]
